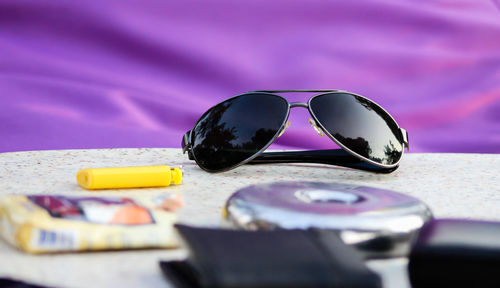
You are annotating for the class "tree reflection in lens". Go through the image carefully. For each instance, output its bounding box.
[311,93,403,165]
[192,94,288,171]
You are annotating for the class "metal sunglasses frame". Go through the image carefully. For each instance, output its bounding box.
[182,90,409,173]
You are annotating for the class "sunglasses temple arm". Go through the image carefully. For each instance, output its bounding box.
[182,131,193,155]
[250,149,398,173]
[400,128,410,151]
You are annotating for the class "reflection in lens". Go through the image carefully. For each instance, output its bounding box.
[191,94,289,171]
[309,93,403,165]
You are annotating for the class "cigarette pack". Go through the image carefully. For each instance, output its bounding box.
[0,194,182,253]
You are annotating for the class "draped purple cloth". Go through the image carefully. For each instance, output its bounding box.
[1,0,499,153]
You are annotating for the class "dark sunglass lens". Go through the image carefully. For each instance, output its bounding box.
[310,93,403,165]
[191,94,289,171]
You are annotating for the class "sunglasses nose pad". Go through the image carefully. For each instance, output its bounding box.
[308,118,325,137]
[277,121,291,137]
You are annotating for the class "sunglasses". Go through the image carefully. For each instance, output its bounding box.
[182,90,409,173]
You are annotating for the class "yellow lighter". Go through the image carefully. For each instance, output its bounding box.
[76,165,182,190]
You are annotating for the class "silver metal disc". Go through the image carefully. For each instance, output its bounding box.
[224,181,432,258]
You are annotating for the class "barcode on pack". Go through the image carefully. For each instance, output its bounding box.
[31,229,79,251]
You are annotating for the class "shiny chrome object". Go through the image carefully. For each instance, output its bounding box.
[224,182,432,258]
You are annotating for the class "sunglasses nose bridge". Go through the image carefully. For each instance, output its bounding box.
[288,102,324,136]
[276,102,308,138]
[289,102,309,108]
[288,102,324,137]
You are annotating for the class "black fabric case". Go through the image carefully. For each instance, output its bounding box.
[0,278,50,288]
[160,225,381,288]
[409,219,500,288]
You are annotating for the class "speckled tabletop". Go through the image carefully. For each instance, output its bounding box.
[0,149,498,288]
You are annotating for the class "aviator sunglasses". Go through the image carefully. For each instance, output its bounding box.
[182,90,409,173]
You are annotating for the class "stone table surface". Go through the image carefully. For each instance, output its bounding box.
[0,148,498,288]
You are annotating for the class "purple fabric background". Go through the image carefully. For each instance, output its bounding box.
[1,0,499,153]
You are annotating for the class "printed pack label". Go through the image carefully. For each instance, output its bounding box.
[0,194,183,253]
